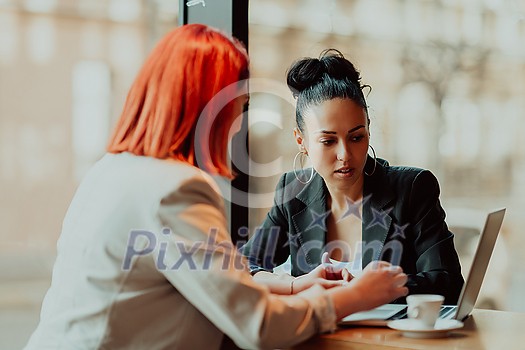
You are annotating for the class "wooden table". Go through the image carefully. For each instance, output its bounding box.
[294,309,525,349]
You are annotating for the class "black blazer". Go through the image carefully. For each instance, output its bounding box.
[242,157,464,304]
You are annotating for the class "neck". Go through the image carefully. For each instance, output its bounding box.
[327,177,364,213]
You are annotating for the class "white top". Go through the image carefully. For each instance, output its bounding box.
[25,153,337,350]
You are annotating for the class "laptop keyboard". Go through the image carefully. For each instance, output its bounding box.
[387,308,407,320]
[388,305,456,320]
[439,306,456,318]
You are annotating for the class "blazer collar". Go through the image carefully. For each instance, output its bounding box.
[291,173,329,268]
[362,156,395,265]
[290,156,396,268]
[295,171,326,206]
[363,156,395,210]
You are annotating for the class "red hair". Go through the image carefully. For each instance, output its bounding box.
[107,24,249,178]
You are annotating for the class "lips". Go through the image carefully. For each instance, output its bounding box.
[335,167,352,173]
[334,167,355,178]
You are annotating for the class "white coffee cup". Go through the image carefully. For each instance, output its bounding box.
[406,294,444,328]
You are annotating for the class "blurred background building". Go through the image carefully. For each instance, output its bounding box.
[1,0,524,348]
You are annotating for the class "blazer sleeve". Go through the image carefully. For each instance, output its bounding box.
[240,173,291,274]
[405,170,464,304]
[156,177,336,349]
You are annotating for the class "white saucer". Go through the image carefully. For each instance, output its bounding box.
[387,319,464,339]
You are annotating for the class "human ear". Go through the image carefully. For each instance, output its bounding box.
[293,128,307,153]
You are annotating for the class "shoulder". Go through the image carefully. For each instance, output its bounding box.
[375,160,442,206]
[274,170,324,205]
[157,161,224,208]
[101,152,223,206]
[276,170,308,191]
[379,159,439,188]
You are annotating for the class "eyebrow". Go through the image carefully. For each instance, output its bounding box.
[314,125,366,134]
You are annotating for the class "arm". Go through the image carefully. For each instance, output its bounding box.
[241,174,351,294]
[252,254,353,295]
[241,173,302,293]
[156,177,335,349]
[157,177,407,349]
[240,174,290,275]
[406,170,464,304]
[252,271,294,295]
[329,262,408,318]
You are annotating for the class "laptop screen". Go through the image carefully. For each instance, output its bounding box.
[454,208,505,320]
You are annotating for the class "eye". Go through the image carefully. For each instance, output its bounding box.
[350,135,365,142]
[319,139,335,146]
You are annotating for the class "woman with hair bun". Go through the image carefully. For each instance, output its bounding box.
[243,49,464,305]
[25,30,408,349]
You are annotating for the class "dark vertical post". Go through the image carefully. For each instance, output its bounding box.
[179,0,250,245]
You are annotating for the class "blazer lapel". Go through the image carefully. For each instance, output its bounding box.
[362,157,395,266]
[289,158,396,270]
[291,173,328,269]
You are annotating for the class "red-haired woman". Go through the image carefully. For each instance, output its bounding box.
[25,24,407,349]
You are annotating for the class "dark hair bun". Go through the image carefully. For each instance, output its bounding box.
[286,49,361,97]
[286,58,323,97]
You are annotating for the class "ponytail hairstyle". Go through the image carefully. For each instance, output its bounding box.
[107,24,249,178]
[286,49,369,132]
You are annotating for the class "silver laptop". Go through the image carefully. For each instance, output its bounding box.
[340,208,506,326]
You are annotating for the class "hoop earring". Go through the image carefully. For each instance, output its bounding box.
[364,145,377,176]
[293,151,314,184]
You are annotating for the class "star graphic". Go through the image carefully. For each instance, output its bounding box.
[366,206,393,230]
[304,208,332,232]
[283,231,302,249]
[338,194,371,222]
[391,223,409,239]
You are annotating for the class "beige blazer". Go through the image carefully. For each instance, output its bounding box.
[25,152,336,350]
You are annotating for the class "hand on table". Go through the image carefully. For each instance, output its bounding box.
[291,252,354,293]
[345,260,408,309]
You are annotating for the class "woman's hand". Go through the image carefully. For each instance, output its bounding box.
[291,252,354,293]
[321,252,354,282]
[327,260,408,319]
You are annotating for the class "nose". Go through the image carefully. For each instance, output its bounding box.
[336,142,351,162]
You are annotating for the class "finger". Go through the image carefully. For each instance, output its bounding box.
[398,286,409,297]
[377,261,392,269]
[366,260,391,271]
[321,254,345,280]
[324,265,343,280]
[327,271,340,281]
[341,268,354,282]
[320,279,346,289]
[384,265,403,274]
[325,263,352,280]
[393,273,408,288]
